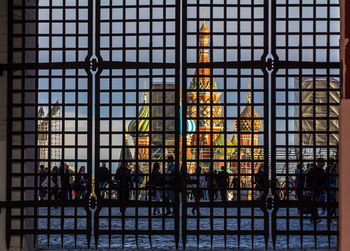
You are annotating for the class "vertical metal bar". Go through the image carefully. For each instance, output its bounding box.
[270,0,278,248]
[6,0,13,247]
[175,0,181,248]
[181,0,187,248]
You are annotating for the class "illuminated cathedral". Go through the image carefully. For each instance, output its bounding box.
[126,20,264,185]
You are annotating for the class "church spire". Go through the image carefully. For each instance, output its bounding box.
[143,79,147,103]
[199,9,210,40]
[247,82,251,104]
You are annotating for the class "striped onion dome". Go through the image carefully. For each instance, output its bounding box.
[179,104,196,136]
[128,93,150,138]
[214,134,236,156]
[186,119,196,136]
[238,95,262,132]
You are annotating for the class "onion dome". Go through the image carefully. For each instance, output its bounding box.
[179,119,196,137]
[180,100,196,136]
[214,134,236,156]
[186,119,196,136]
[128,92,150,138]
[238,95,262,132]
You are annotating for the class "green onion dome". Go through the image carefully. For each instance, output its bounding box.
[214,134,236,156]
[128,92,150,138]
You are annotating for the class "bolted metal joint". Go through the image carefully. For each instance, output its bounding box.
[90,58,98,72]
[266,197,273,210]
[266,58,274,71]
[90,196,96,209]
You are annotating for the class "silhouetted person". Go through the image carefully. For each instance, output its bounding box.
[216,166,229,201]
[150,162,162,216]
[131,166,144,200]
[254,164,266,200]
[202,169,209,200]
[39,165,47,200]
[306,158,326,223]
[326,158,337,218]
[165,155,176,216]
[188,166,202,215]
[179,164,188,202]
[115,163,131,214]
[295,163,305,200]
[48,166,61,201]
[61,163,73,200]
[231,176,239,200]
[208,167,217,201]
[97,162,110,199]
[75,166,88,200]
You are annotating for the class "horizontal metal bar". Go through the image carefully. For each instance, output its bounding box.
[0,200,90,208]
[96,230,175,235]
[185,230,267,235]
[274,230,338,236]
[1,62,88,71]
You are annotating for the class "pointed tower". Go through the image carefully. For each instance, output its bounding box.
[128,80,150,163]
[187,14,226,169]
[118,123,133,169]
[237,88,262,146]
[235,85,263,189]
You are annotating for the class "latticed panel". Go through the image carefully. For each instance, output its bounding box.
[181,0,270,249]
[94,0,181,248]
[271,0,340,249]
[7,0,93,249]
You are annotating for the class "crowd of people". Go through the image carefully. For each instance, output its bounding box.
[293,157,337,223]
[37,156,337,220]
[95,157,267,216]
[38,163,88,201]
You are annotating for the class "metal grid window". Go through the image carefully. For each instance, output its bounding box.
[271,0,340,249]
[181,1,269,248]
[94,0,181,248]
[2,0,340,249]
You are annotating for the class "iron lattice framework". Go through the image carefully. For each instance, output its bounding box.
[2,0,340,249]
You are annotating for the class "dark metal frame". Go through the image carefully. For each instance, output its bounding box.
[1,0,339,249]
[93,0,181,249]
[270,0,340,249]
[5,0,94,249]
[181,0,270,248]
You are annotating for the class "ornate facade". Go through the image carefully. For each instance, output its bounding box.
[186,21,233,170]
[127,21,264,180]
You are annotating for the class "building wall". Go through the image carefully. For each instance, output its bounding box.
[0,1,9,249]
[0,0,36,249]
[340,1,350,250]
[151,82,175,148]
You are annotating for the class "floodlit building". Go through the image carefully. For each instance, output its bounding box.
[294,77,340,158]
